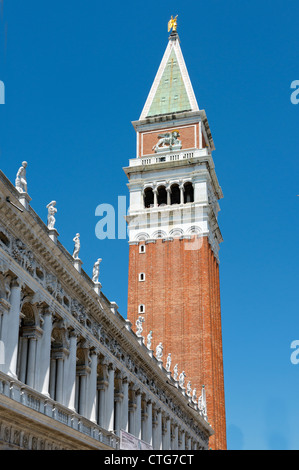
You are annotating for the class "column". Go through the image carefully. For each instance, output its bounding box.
[114,372,124,436]
[88,350,98,423]
[135,389,142,440]
[141,396,148,442]
[106,363,115,431]
[3,278,22,378]
[98,380,107,428]
[153,187,158,207]
[162,416,171,450]
[128,385,136,436]
[146,400,153,447]
[173,424,179,450]
[26,336,37,388]
[49,358,56,399]
[152,407,159,450]
[179,183,184,204]
[79,373,87,416]
[64,330,77,411]
[157,409,162,450]
[121,376,129,433]
[18,337,28,383]
[97,360,108,428]
[37,309,52,396]
[166,185,171,205]
[179,430,185,450]
[55,355,64,403]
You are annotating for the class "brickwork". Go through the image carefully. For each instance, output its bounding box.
[127,236,226,449]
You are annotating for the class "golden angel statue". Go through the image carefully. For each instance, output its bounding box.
[168,15,178,33]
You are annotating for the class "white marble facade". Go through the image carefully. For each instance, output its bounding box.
[0,169,212,451]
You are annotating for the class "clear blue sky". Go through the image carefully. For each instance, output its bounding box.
[0,0,298,450]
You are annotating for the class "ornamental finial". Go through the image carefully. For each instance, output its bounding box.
[168,15,178,33]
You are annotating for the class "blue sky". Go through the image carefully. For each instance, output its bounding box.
[0,0,298,450]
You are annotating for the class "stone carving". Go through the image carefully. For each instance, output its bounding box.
[156,342,163,361]
[179,370,186,388]
[187,381,192,397]
[72,233,80,259]
[173,364,178,381]
[136,315,144,337]
[152,130,182,153]
[166,353,171,372]
[192,388,197,402]
[198,385,207,419]
[92,258,102,283]
[147,330,153,349]
[15,161,28,193]
[46,201,57,230]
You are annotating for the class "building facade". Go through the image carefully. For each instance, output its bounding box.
[0,164,212,450]
[125,26,226,449]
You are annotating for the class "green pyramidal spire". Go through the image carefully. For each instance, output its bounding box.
[140,31,199,120]
[147,48,192,117]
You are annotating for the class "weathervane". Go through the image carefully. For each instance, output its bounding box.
[168,15,178,33]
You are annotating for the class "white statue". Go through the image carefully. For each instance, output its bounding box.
[192,388,197,402]
[198,385,207,419]
[156,342,163,361]
[72,233,80,259]
[15,161,28,193]
[179,371,186,388]
[92,258,102,283]
[47,201,57,230]
[147,330,153,349]
[173,364,178,381]
[136,316,144,337]
[187,381,192,397]
[166,353,171,372]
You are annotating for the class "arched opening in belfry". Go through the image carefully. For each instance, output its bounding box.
[184,182,194,203]
[170,184,180,205]
[144,188,154,208]
[157,186,167,206]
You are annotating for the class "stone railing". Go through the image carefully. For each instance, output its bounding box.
[0,372,119,450]
[128,148,211,167]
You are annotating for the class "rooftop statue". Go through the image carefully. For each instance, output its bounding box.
[72,233,80,259]
[147,330,153,349]
[15,161,28,194]
[46,201,57,230]
[92,258,102,283]
[179,370,186,388]
[136,316,145,337]
[156,342,163,361]
[173,364,179,381]
[168,15,178,33]
[166,353,171,372]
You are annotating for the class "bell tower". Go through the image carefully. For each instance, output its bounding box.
[124,21,226,450]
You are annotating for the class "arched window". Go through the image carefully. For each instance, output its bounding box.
[144,188,154,208]
[170,184,180,205]
[157,186,167,206]
[139,244,146,254]
[184,182,194,203]
[139,273,145,281]
[138,304,145,314]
